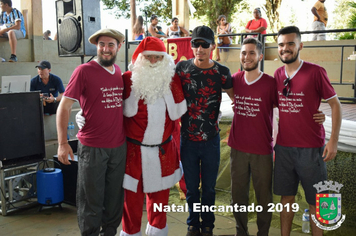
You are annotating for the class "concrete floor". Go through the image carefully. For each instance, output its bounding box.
[0,200,308,236]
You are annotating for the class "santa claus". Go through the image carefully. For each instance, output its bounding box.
[120,37,187,236]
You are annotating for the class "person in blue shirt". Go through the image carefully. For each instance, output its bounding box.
[30,60,65,114]
[0,0,26,62]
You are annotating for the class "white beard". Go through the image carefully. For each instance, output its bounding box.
[129,54,176,104]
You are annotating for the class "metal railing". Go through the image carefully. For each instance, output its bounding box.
[124,28,356,101]
[218,28,356,101]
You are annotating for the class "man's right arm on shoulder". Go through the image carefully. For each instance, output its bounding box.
[56,97,75,165]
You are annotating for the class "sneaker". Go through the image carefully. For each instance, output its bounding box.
[9,54,17,62]
[186,226,200,236]
[201,227,213,236]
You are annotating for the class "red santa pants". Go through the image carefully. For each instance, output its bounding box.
[122,178,170,235]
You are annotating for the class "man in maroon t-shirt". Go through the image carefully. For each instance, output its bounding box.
[274,26,342,236]
[229,37,276,236]
[229,37,326,236]
[57,29,127,236]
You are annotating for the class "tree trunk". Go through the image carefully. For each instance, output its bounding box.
[264,0,282,41]
[131,0,136,40]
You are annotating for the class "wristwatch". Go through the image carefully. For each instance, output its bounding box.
[54,97,57,103]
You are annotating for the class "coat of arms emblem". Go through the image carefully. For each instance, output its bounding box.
[311,180,346,230]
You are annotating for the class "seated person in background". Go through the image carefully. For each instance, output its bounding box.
[166,17,189,38]
[30,60,65,114]
[148,14,167,38]
[216,15,232,61]
[156,26,166,36]
[245,7,267,36]
[0,0,26,62]
[133,15,145,40]
[43,30,52,40]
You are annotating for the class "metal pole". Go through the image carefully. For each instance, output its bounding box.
[354,54,356,99]
[0,168,7,215]
[340,46,344,84]
[261,34,265,72]
[125,29,129,72]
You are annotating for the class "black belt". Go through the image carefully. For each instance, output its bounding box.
[126,135,172,155]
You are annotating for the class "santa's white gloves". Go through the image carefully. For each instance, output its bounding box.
[76,109,86,129]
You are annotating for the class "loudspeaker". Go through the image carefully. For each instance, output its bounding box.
[56,0,101,57]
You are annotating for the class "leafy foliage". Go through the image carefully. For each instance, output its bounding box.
[101,0,244,32]
[347,1,356,28]
[101,0,172,23]
[191,0,243,32]
[333,0,356,40]
[263,0,282,34]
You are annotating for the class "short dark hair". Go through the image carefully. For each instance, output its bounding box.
[242,37,263,54]
[278,26,301,41]
[156,26,162,30]
[0,0,12,7]
[150,14,157,22]
[171,17,178,23]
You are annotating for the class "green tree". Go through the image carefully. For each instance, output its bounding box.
[101,0,287,39]
[101,0,172,23]
[101,0,172,38]
[348,1,356,28]
[101,0,244,33]
[331,0,356,39]
[263,0,282,34]
[191,0,243,32]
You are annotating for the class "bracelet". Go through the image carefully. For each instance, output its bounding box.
[59,142,68,145]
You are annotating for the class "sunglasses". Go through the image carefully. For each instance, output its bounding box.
[283,77,291,97]
[191,41,210,49]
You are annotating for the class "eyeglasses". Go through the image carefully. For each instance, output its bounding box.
[191,41,210,49]
[283,77,291,97]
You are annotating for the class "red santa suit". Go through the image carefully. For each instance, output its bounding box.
[120,37,187,236]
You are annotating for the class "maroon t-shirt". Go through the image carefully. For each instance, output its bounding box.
[228,71,277,155]
[64,61,125,148]
[274,61,337,148]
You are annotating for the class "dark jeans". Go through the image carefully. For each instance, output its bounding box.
[180,134,220,229]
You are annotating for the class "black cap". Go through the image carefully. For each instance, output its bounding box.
[35,60,51,69]
[191,26,215,44]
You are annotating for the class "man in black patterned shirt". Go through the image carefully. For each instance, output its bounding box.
[175,25,234,236]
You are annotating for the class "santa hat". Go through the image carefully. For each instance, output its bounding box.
[132,37,167,63]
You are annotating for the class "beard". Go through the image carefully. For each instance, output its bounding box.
[243,61,259,72]
[279,49,299,64]
[98,52,117,67]
[129,54,175,104]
